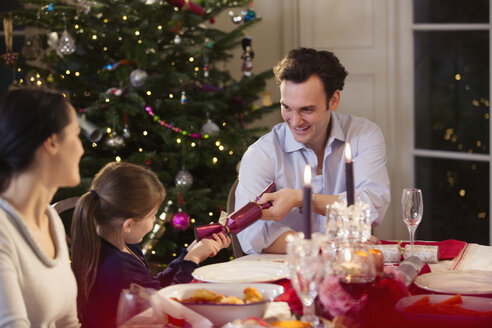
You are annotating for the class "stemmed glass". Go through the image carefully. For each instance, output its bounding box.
[286,232,326,327]
[401,188,423,257]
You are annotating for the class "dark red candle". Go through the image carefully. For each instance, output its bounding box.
[303,165,312,239]
[345,142,355,207]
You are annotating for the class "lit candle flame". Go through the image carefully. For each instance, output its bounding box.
[304,164,311,185]
[344,142,352,163]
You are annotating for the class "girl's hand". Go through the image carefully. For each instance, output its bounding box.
[184,233,231,264]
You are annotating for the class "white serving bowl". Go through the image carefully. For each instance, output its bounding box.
[159,283,284,326]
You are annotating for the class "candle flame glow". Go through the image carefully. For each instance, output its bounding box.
[344,142,352,162]
[304,164,311,185]
[343,247,352,262]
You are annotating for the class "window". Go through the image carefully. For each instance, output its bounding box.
[412,0,490,244]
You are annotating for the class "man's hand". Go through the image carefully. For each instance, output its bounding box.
[258,188,302,222]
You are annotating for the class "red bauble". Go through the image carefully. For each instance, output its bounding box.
[171,210,191,231]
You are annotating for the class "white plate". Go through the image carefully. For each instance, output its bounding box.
[415,271,492,295]
[159,283,284,327]
[192,261,289,283]
[395,294,492,325]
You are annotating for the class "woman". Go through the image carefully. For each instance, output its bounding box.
[71,161,230,328]
[0,87,83,327]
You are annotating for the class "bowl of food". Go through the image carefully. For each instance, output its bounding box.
[159,283,284,326]
[395,294,492,327]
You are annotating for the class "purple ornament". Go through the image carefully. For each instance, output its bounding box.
[171,210,191,231]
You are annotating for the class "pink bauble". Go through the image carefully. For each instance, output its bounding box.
[171,211,190,231]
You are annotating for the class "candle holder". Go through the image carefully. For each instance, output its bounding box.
[325,200,371,247]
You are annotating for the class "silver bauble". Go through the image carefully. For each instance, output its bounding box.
[175,169,193,189]
[129,69,148,87]
[173,34,182,45]
[105,132,125,148]
[57,30,76,55]
[200,118,220,135]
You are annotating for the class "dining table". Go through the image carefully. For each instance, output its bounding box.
[143,239,492,328]
[221,239,492,327]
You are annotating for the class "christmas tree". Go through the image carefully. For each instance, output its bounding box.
[2,0,276,263]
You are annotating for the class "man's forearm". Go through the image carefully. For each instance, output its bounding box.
[312,193,340,216]
[261,230,295,254]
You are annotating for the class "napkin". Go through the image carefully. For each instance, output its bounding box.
[450,243,492,271]
[381,239,466,260]
[119,289,213,328]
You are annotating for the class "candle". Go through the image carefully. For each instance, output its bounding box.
[345,142,355,206]
[303,164,312,239]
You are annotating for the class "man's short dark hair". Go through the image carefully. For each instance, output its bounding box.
[273,47,348,101]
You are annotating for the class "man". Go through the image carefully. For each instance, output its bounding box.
[235,48,390,254]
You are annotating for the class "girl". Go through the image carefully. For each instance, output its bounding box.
[70,161,230,328]
[0,87,83,327]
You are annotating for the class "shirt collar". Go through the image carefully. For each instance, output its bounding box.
[283,112,346,153]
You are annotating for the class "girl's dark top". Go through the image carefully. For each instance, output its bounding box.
[82,238,198,328]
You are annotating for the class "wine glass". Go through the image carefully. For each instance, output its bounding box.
[335,245,376,301]
[286,232,326,327]
[401,188,423,257]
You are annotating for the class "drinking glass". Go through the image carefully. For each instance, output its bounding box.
[335,245,376,302]
[116,283,167,328]
[286,232,326,327]
[401,188,423,257]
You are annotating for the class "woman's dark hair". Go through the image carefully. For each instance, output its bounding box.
[70,161,166,322]
[273,47,349,102]
[0,87,71,192]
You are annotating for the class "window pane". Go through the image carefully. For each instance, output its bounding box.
[416,157,489,245]
[413,0,489,23]
[414,31,489,153]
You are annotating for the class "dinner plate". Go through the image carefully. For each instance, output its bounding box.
[415,271,492,295]
[192,261,289,283]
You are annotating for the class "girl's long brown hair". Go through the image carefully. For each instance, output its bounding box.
[70,162,165,321]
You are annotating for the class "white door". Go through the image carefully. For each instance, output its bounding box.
[291,0,400,239]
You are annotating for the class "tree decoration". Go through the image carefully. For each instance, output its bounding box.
[141,200,173,255]
[201,116,220,135]
[180,90,188,105]
[129,69,148,87]
[175,169,193,189]
[228,10,243,24]
[58,30,76,55]
[203,52,209,78]
[1,16,19,67]
[75,0,92,14]
[105,87,123,96]
[57,15,76,56]
[166,0,204,16]
[105,131,125,148]
[241,37,254,77]
[261,91,273,107]
[171,209,191,231]
[243,9,257,22]
[144,105,202,139]
[21,35,42,61]
[122,111,131,138]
